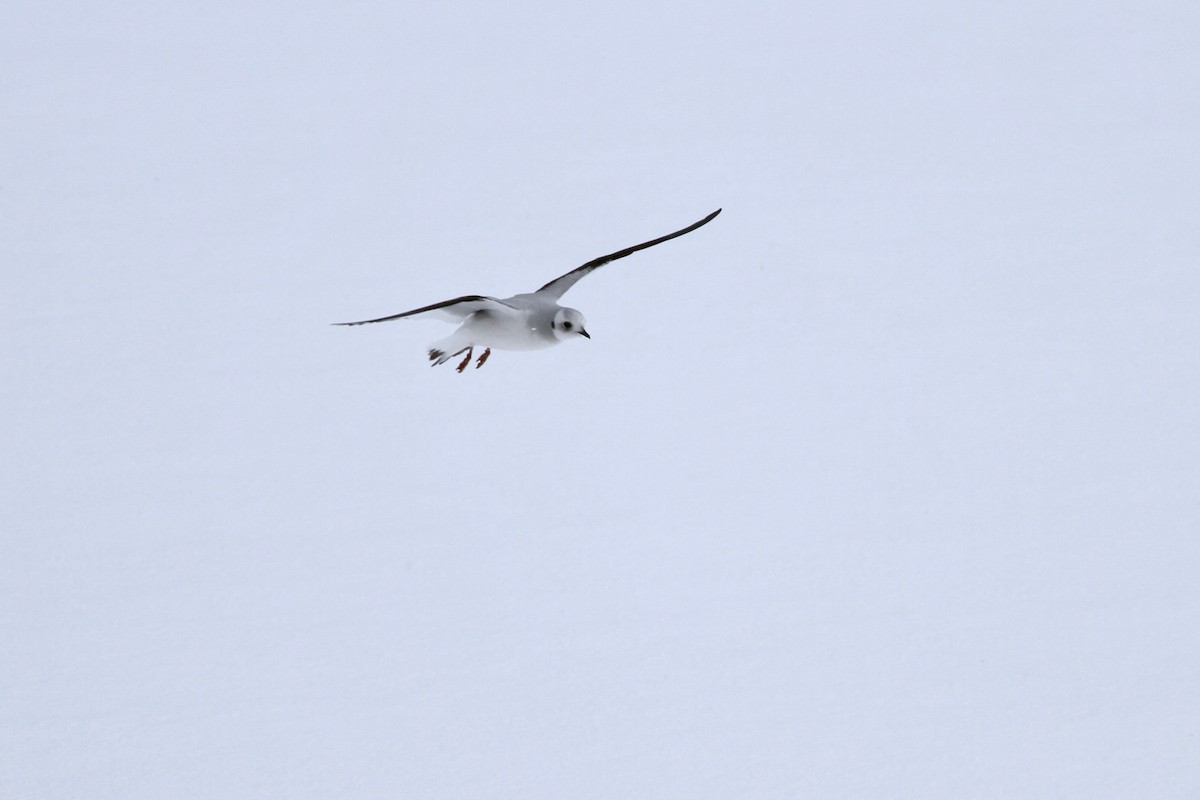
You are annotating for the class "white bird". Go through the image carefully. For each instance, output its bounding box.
[334,209,721,372]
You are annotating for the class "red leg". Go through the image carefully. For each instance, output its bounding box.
[455,347,473,373]
[475,348,491,369]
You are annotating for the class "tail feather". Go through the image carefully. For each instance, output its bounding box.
[427,332,472,368]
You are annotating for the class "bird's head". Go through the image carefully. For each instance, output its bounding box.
[551,307,590,342]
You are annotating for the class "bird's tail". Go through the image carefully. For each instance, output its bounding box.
[427,332,472,367]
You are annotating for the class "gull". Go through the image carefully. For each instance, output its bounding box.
[334,208,721,372]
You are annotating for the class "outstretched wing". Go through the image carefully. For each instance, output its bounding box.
[332,295,516,326]
[536,208,721,300]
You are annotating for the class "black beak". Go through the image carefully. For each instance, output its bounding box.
[579,329,591,339]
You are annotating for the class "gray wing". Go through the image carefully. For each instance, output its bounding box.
[535,209,721,300]
[332,295,517,326]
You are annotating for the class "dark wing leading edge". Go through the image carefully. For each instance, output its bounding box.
[535,208,722,300]
[332,295,516,326]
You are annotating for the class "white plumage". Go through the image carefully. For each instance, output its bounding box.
[335,209,721,372]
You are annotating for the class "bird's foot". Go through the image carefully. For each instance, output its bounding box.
[455,347,474,373]
[475,348,491,369]
[428,348,444,366]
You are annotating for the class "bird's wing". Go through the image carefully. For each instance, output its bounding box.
[332,295,519,326]
[535,209,721,300]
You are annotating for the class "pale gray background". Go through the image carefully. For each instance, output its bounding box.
[3,1,1199,797]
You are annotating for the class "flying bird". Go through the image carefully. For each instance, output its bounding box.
[334,208,721,372]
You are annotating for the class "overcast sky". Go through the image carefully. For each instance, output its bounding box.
[4,1,1199,797]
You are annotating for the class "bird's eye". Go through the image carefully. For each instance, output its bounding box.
[563,322,573,330]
